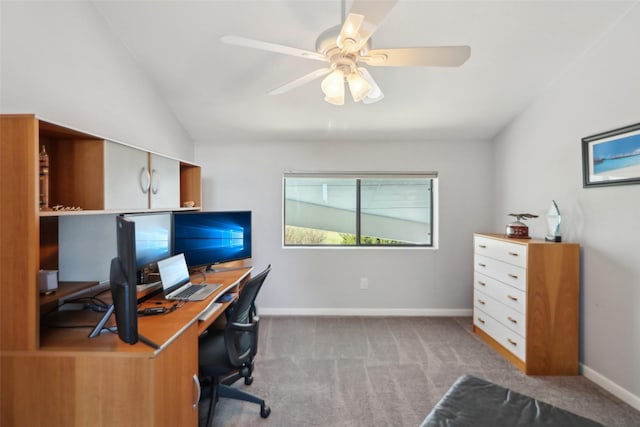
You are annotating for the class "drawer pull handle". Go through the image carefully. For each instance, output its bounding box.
[507,273,518,279]
[507,295,518,301]
[478,281,486,287]
[478,263,486,268]
[507,338,517,346]
[479,244,487,249]
[507,316,517,324]
[508,252,519,257]
[477,299,486,305]
[477,317,485,324]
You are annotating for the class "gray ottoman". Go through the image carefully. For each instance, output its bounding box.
[421,375,603,427]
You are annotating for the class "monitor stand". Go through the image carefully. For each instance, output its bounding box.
[88,304,114,338]
[205,264,252,274]
[137,335,160,350]
[88,305,160,349]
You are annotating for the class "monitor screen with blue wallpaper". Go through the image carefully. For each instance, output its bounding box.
[172,211,252,269]
[124,212,172,269]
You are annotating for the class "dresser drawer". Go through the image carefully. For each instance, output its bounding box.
[474,272,526,314]
[474,254,527,292]
[474,309,526,361]
[475,235,527,268]
[474,288,526,337]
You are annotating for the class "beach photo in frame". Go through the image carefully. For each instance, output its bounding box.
[582,122,640,187]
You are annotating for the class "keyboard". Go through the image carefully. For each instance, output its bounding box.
[198,302,222,321]
[174,284,204,299]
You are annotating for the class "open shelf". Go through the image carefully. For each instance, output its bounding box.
[39,281,102,306]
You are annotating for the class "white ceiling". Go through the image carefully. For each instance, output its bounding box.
[92,0,636,143]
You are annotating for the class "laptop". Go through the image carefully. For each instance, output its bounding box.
[157,253,220,301]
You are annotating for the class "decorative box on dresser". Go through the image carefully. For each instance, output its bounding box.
[472,233,580,375]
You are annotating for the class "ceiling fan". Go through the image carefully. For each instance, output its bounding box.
[221,0,471,105]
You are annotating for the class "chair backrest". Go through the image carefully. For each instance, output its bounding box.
[224,265,271,367]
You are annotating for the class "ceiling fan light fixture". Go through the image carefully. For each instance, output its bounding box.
[358,67,384,104]
[362,91,384,104]
[347,70,371,102]
[324,94,345,106]
[321,69,344,97]
[321,69,345,105]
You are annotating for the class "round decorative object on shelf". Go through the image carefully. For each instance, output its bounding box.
[505,213,538,238]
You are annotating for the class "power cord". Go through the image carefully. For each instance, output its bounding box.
[41,291,112,329]
[65,295,110,312]
[137,302,182,316]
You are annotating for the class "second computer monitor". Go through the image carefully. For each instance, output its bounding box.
[172,211,252,270]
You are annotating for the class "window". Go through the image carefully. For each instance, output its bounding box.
[283,172,436,247]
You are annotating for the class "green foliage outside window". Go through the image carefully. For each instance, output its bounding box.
[339,234,404,245]
[284,225,327,245]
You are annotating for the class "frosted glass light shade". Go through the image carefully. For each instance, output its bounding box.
[359,67,384,104]
[324,94,345,105]
[321,70,345,98]
[347,71,371,102]
[321,69,345,105]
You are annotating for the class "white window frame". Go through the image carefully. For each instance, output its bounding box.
[282,171,439,249]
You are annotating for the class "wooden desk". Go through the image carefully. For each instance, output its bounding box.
[1,267,252,427]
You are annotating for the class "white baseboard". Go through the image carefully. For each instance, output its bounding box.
[259,308,472,317]
[582,364,640,411]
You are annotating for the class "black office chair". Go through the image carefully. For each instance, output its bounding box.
[198,265,271,425]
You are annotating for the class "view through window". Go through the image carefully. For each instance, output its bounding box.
[283,172,436,247]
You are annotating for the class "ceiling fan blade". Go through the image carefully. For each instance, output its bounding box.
[221,35,328,62]
[269,68,332,95]
[361,46,471,67]
[345,0,399,51]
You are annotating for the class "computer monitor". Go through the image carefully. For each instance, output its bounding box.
[123,212,172,283]
[110,215,139,344]
[173,211,252,270]
[89,216,158,349]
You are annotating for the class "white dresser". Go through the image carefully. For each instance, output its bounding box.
[472,233,580,375]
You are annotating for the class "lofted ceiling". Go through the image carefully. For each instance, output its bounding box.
[92,0,636,143]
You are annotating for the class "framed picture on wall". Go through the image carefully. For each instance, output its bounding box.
[582,122,640,187]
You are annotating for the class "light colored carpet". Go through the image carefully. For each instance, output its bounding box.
[200,316,640,426]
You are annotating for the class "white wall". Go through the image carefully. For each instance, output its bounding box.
[492,5,640,409]
[0,1,193,160]
[195,138,493,314]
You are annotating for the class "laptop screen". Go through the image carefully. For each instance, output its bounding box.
[157,253,191,294]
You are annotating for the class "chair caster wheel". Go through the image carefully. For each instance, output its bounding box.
[245,376,254,385]
[260,404,271,418]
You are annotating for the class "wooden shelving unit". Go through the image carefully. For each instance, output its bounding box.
[1,114,209,426]
[0,114,202,350]
[39,281,101,306]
